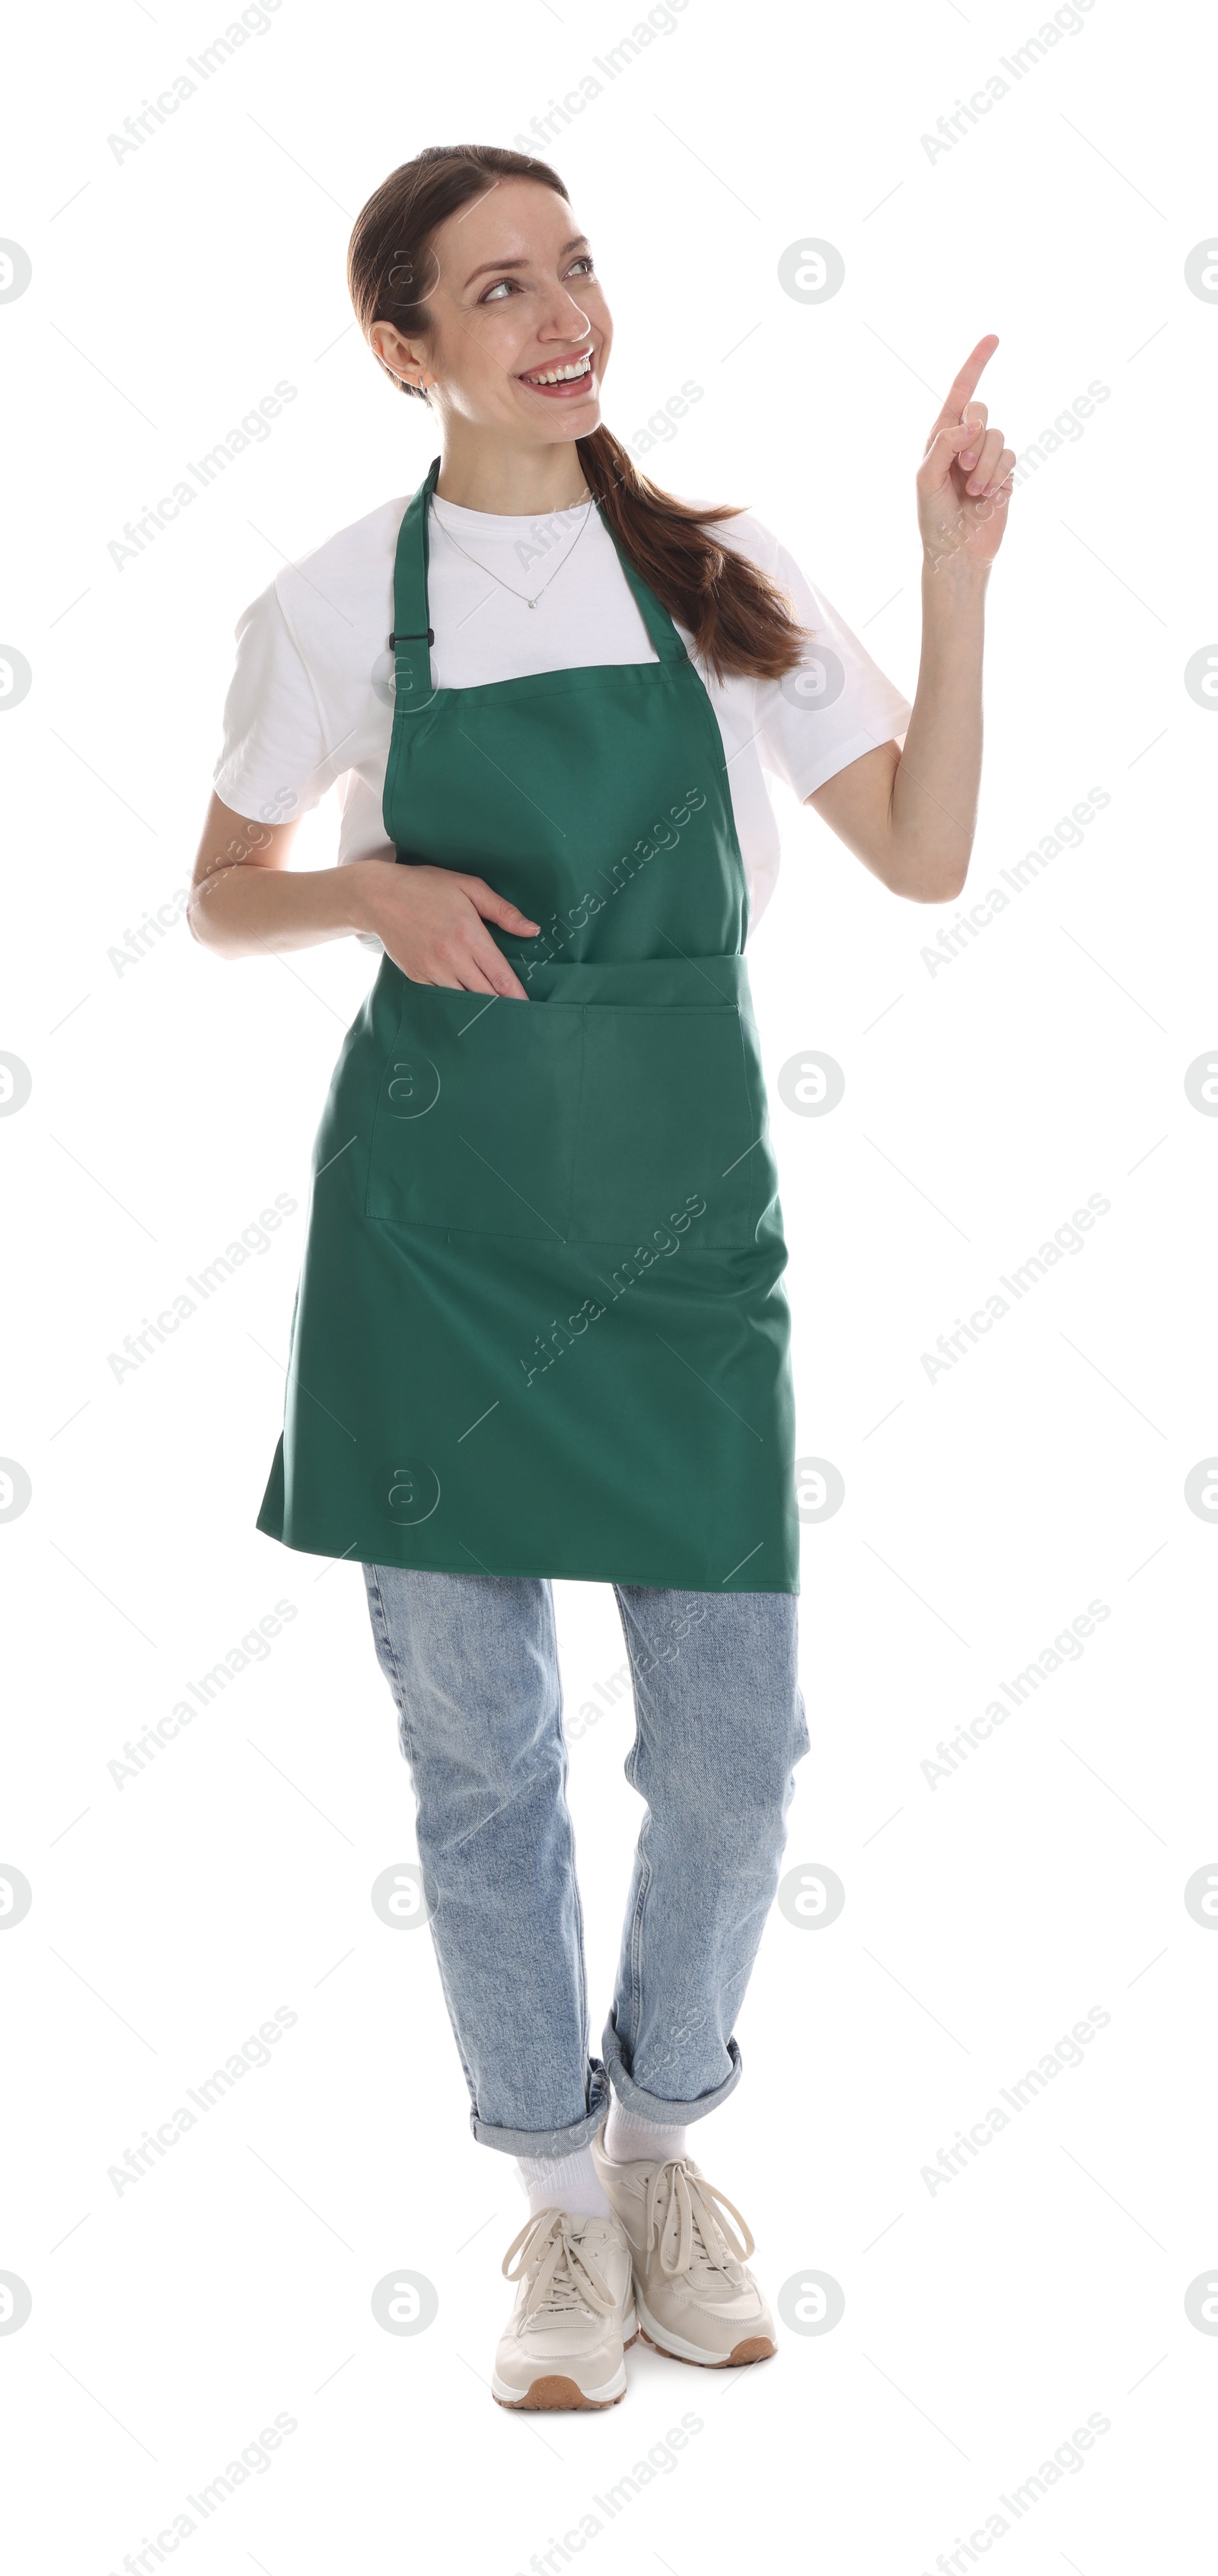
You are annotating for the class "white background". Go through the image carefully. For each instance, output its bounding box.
[3,0,1217,2568]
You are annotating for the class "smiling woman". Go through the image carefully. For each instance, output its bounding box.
[189,136,1012,2416]
[346,146,811,674]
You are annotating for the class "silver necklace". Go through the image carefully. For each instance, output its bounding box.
[431,492,596,609]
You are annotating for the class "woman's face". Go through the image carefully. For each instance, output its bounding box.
[370,179,612,444]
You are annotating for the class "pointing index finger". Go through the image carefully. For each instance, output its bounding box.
[928,334,1000,439]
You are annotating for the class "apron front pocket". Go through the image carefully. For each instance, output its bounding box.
[366,988,583,1240]
[568,1004,758,1247]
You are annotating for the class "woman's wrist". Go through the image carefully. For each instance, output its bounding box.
[920,540,991,610]
[917,551,988,673]
[343,855,401,938]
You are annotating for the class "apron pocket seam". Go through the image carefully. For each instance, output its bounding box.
[569,1001,757,1249]
[365,990,582,1241]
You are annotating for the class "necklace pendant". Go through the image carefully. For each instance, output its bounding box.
[528,597,539,610]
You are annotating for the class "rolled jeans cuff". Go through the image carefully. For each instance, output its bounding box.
[470,2058,611,2157]
[601,2010,743,2126]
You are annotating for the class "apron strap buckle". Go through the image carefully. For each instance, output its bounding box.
[390,629,434,647]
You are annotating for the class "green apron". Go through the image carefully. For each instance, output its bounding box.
[257,457,799,1593]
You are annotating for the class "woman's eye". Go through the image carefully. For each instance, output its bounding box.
[568,256,595,278]
[480,279,516,302]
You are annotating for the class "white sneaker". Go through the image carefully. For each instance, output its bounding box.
[591,2125,776,2368]
[492,2208,637,2409]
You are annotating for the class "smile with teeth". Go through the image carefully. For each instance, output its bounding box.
[518,351,595,393]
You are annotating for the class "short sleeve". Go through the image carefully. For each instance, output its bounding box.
[735,524,913,804]
[212,584,334,831]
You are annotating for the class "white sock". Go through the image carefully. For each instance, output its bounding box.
[603,2096,690,2166]
[516,2145,612,2221]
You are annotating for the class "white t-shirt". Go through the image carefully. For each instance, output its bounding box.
[212,489,912,939]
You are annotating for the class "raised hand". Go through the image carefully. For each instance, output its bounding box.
[917,336,1015,573]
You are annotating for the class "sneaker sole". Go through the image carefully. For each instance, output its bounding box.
[635,2292,775,2368]
[493,2328,638,2411]
[637,2326,776,2368]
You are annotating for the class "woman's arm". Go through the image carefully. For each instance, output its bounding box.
[187,792,540,995]
[187,794,357,954]
[805,336,1013,907]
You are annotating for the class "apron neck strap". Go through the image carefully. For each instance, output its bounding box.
[591,499,687,666]
[391,454,689,676]
[389,456,442,705]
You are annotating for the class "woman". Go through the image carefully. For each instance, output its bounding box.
[190,144,1012,2411]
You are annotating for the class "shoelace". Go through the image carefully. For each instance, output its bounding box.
[642,2160,755,2281]
[501,2210,618,2322]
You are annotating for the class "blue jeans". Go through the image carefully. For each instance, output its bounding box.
[362,1568,809,2155]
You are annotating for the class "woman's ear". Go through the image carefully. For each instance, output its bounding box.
[369,320,430,390]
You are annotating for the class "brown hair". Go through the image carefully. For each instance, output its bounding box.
[346,145,810,683]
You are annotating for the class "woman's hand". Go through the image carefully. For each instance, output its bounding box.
[809,336,1012,902]
[354,859,540,998]
[187,798,539,986]
[917,336,1015,575]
